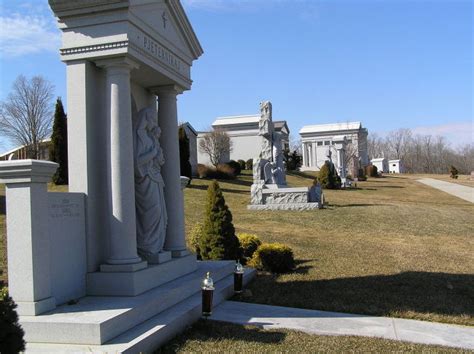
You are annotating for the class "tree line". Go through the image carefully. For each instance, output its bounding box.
[368,128,474,174]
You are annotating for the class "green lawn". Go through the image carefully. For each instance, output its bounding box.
[157,320,466,353]
[1,173,473,327]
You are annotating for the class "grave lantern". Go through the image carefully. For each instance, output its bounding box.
[201,272,214,317]
[234,260,244,294]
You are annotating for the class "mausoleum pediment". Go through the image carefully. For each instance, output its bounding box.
[50,0,203,89]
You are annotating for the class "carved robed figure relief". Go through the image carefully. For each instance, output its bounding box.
[133,107,168,259]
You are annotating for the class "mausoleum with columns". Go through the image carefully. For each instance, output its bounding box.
[299,122,369,176]
[0,1,254,351]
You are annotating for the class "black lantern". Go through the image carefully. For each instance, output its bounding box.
[234,260,244,294]
[201,272,214,317]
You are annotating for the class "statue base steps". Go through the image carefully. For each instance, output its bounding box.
[87,254,197,296]
[22,261,255,351]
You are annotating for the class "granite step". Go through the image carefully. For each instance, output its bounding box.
[21,260,245,345]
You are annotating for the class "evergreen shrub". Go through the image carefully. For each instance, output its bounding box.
[0,287,25,353]
[178,125,192,180]
[450,166,459,179]
[197,180,242,260]
[366,165,378,177]
[189,223,204,258]
[197,164,236,179]
[237,159,246,171]
[358,168,367,181]
[245,159,253,170]
[318,161,340,189]
[249,243,295,273]
[49,97,68,185]
[237,233,262,261]
[227,160,241,175]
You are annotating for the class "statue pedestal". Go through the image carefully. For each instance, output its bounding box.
[87,254,197,296]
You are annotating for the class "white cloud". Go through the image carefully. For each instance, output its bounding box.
[412,121,473,146]
[0,13,61,58]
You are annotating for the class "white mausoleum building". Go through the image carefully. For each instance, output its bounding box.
[389,159,404,173]
[299,122,369,175]
[197,114,290,165]
[371,157,389,173]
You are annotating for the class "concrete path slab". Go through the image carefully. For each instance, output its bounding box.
[418,178,474,203]
[212,301,474,350]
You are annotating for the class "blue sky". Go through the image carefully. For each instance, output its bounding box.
[0,0,472,152]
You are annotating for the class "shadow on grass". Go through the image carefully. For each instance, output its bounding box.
[330,203,384,208]
[157,319,286,353]
[244,271,474,323]
[287,171,316,180]
[0,195,5,215]
[191,177,253,187]
[187,184,248,195]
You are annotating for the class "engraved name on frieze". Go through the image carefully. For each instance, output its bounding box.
[50,198,81,219]
[139,34,182,73]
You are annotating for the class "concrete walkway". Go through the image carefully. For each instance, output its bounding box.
[418,178,474,203]
[212,301,474,350]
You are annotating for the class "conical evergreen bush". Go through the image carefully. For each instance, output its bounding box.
[49,97,68,185]
[178,125,192,180]
[0,288,25,353]
[198,180,242,260]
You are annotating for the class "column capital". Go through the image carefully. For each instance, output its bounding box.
[151,84,184,96]
[0,160,58,184]
[95,56,139,72]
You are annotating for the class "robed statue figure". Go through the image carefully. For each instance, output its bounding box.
[133,107,168,260]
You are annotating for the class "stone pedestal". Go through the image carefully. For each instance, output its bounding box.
[0,160,58,315]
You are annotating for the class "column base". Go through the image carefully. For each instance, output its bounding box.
[169,249,190,258]
[142,251,172,264]
[17,296,56,316]
[100,261,147,272]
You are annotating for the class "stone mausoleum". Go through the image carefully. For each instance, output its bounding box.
[0,0,253,351]
[197,114,290,165]
[299,122,369,176]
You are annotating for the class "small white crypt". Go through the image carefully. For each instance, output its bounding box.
[0,0,254,351]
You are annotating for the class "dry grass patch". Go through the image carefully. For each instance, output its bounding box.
[184,173,473,326]
[1,173,473,326]
[157,320,466,353]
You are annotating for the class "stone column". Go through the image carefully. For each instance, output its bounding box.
[0,160,58,315]
[98,58,146,271]
[302,143,307,167]
[154,85,188,257]
[312,142,318,168]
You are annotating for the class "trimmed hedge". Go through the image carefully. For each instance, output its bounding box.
[227,160,242,175]
[366,165,378,178]
[189,222,204,258]
[249,242,295,273]
[237,159,246,171]
[197,164,237,179]
[245,159,253,170]
[237,233,262,261]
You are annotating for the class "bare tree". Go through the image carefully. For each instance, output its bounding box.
[0,75,54,159]
[199,129,233,167]
[386,128,412,160]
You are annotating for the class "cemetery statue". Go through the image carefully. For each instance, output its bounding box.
[325,147,336,176]
[134,107,168,260]
[272,131,286,185]
[258,101,273,161]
